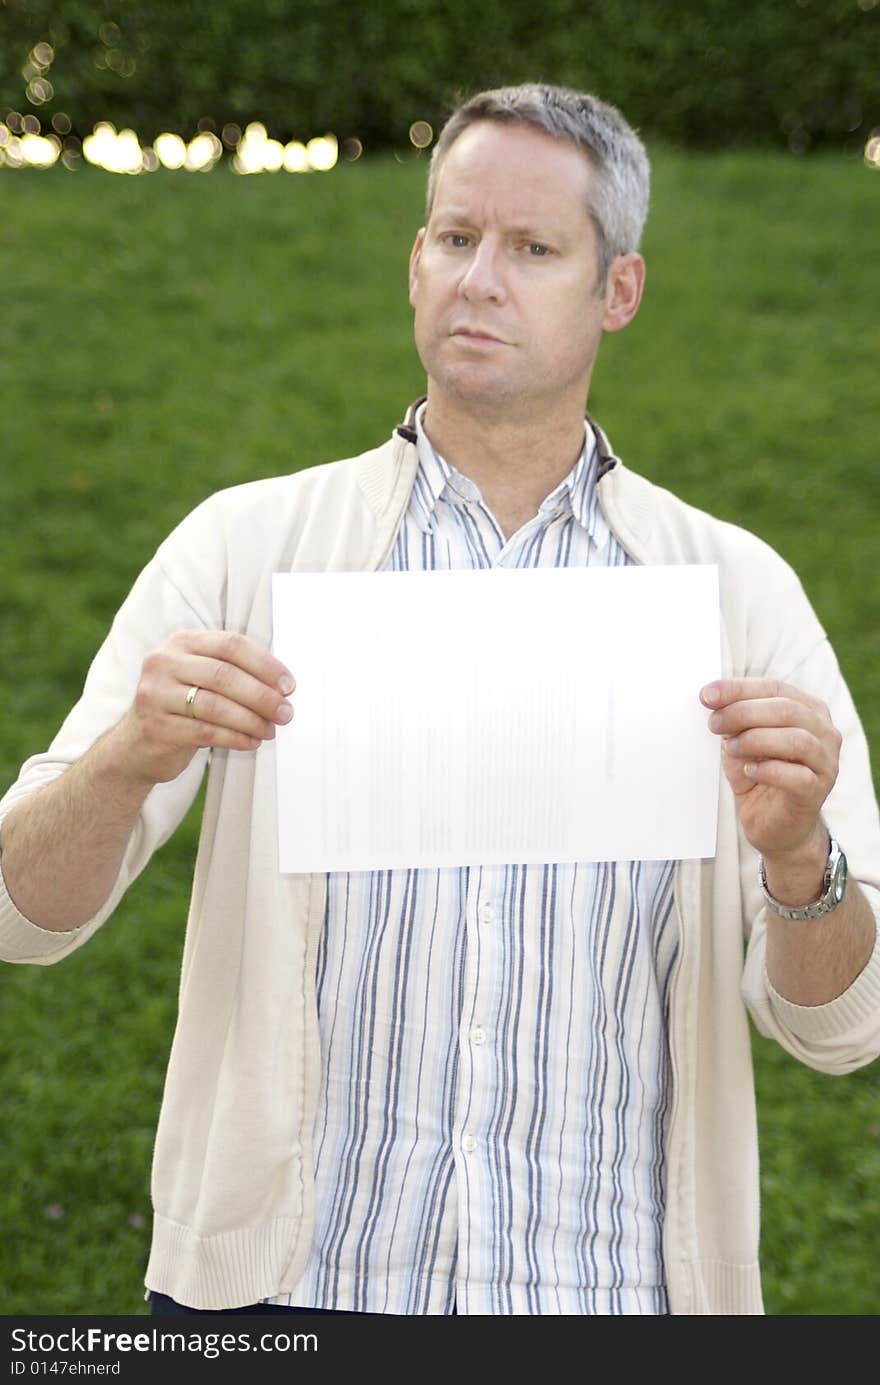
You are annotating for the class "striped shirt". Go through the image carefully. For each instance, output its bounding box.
[267,413,678,1314]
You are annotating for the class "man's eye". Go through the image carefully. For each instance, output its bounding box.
[446,234,470,248]
[527,243,550,257]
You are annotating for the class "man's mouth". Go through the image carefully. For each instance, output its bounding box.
[450,326,507,344]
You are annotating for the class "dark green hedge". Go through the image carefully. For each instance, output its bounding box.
[1,0,878,153]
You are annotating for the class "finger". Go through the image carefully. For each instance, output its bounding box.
[700,678,826,716]
[169,630,295,696]
[179,683,287,743]
[722,726,832,775]
[176,654,292,725]
[706,696,833,743]
[719,742,821,801]
[154,641,293,726]
[737,757,822,797]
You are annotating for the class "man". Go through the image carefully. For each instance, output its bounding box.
[1,84,878,1316]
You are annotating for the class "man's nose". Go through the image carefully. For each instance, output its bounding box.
[458,240,506,304]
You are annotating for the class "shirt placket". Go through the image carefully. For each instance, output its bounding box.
[452,864,506,1303]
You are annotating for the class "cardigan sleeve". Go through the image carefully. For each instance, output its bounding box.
[739,625,880,1072]
[0,544,214,966]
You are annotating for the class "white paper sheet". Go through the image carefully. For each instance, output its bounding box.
[272,565,721,872]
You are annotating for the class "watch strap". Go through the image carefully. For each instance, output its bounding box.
[759,836,847,921]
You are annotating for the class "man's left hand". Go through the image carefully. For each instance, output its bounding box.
[700,677,841,858]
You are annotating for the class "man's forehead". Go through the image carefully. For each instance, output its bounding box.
[430,120,594,212]
[429,142,594,236]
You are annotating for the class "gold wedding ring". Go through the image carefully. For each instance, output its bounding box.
[185,685,201,718]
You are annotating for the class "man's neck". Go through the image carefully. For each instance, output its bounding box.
[421,396,588,539]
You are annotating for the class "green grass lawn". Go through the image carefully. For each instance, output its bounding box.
[0,148,878,1315]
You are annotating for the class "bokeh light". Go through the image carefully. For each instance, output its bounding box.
[306,135,337,171]
[865,133,880,168]
[3,106,471,176]
[83,122,148,174]
[19,132,59,167]
[409,121,433,150]
[154,132,186,169]
[282,141,308,173]
[185,131,222,172]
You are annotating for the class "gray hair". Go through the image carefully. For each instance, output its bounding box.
[426,83,651,284]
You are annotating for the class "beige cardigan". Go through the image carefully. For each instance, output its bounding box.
[2,420,879,1314]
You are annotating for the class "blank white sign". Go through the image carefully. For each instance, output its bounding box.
[272,565,720,873]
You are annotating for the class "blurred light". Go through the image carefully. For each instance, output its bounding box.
[83,122,145,173]
[262,138,285,171]
[20,132,59,167]
[114,129,144,173]
[32,42,54,68]
[154,132,186,169]
[26,78,54,105]
[0,111,349,175]
[865,135,880,168]
[283,140,309,172]
[235,124,266,173]
[186,131,222,171]
[99,22,121,45]
[409,120,433,149]
[307,134,337,171]
[81,124,111,165]
[2,138,23,167]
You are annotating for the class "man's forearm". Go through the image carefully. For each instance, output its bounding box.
[0,722,156,932]
[764,869,877,1007]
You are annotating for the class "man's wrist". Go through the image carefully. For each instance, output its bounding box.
[760,830,848,921]
[760,824,829,908]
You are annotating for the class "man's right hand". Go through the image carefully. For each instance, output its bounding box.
[116,630,296,785]
[0,631,296,931]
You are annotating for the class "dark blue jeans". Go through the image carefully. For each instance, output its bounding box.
[149,1291,369,1315]
[149,1291,457,1315]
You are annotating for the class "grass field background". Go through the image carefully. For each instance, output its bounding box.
[0,148,878,1315]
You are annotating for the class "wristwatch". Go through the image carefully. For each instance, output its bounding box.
[759,836,848,921]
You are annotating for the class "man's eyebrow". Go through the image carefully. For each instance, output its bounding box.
[432,211,564,240]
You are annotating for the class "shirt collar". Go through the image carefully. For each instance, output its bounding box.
[410,403,602,539]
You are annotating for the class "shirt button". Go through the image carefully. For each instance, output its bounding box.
[478,902,494,924]
[470,1026,486,1046]
[462,1134,477,1153]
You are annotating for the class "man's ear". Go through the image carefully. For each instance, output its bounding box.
[601,252,646,333]
[408,228,426,308]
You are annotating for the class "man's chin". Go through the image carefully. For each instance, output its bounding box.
[429,364,521,409]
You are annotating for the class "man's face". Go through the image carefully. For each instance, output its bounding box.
[409,120,616,420]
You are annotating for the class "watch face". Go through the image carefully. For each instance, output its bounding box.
[832,853,848,903]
